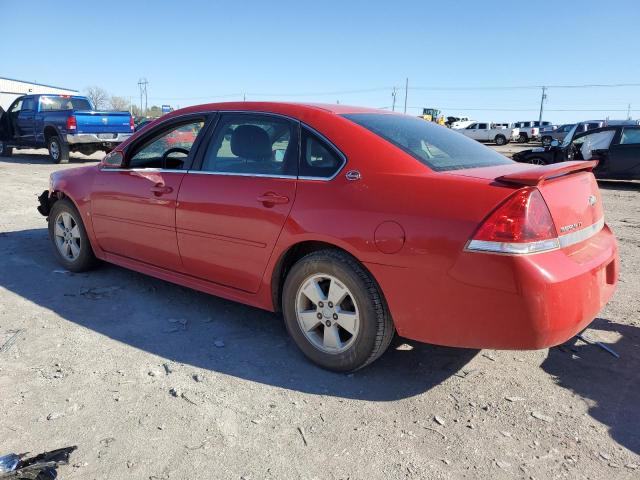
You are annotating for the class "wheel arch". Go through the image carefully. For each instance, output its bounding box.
[43,125,60,142]
[270,240,388,314]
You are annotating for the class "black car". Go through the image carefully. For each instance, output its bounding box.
[513,124,640,180]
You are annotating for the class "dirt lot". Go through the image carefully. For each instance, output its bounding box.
[1,148,639,479]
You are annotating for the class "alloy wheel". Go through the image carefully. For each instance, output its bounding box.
[295,274,360,354]
[54,212,81,261]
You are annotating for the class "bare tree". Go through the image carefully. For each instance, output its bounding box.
[84,86,109,110]
[109,95,130,112]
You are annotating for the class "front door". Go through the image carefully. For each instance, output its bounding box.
[607,127,640,178]
[91,116,208,271]
[176,112,298,292]
[16,97,36,142]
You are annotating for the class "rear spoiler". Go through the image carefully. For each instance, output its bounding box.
[497,161,598,186]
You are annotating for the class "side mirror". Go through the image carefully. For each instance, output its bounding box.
[101,151,123,168]
[550,139,560,147]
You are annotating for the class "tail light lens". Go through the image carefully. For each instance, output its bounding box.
[66,115,77,130]
[129,116,135,131]
[467,187,560,254]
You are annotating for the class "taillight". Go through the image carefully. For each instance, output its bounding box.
[66,115,77,130]
[129,116,135,131]
[467,187,559,254]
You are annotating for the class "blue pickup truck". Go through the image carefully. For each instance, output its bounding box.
[0,94,133,163]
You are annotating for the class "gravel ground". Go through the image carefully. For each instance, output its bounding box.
[1,148,639,479]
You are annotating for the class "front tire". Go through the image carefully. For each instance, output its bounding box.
[282,250,394,372]
[542,136,552,147]
[48,198,97,272]
[494,134,507,146]
[518,133,529,143]
[48,136,69,164]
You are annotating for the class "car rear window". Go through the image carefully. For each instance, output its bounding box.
[39,96,92,111]
[342,113,513,171]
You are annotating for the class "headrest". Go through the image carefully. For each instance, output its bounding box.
[230,125,271,159]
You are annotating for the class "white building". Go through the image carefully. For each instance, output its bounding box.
[0,77,78,111]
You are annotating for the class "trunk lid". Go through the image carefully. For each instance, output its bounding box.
[448,161,604,244]
[73,111,132,135]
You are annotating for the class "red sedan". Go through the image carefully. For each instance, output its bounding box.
[37,102,618,371]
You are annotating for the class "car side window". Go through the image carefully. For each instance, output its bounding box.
[22,98,35,111]
[477,123,488,129]
[620,128,640,145]
[10,99,23,113]
[128,119,205,170]
[300,128,344,179]
[466,123,477,129]
[201,114,297,176]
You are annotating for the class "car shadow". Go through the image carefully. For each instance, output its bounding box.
[0,151,99,165]
[0,227,478,401]
[542,318,640,454]
[597,179,640,191]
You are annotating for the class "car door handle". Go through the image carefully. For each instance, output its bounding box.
[150,185,173,196]
[257,193,289,206]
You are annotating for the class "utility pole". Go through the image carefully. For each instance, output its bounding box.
[627,103,632,120]
[403,78,408,114]
[538,86,547,127]
[138,78,149,114]
[391,87,397,111]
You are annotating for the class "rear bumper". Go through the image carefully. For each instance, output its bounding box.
[65,133,132,145]
[366,224,618,350]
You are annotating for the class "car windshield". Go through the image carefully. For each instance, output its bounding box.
[561,124,579,147]
[39,96,92,111]
[342,113,513,171]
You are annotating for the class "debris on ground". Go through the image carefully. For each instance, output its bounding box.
[165,319,188,333]
[297,427,308,446]
[0,330,23,355]
[531,411,555,423]
[79,286,120,299]
[0,446,77,479]
[576,334,620,358]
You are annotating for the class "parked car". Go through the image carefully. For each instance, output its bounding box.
[512,121,551,143]
[450,118,476,129]
[36,102,618,371]
[0,94,133,163]
[541,124,574,146]
[512,123,640,179]
[457,122,519,145]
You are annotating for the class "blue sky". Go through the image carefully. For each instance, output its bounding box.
[2,0,639,123]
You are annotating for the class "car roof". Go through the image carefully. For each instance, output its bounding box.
[164,101,392,119]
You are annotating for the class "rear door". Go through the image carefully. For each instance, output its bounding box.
[91,115,208,271]
[175,112,298,292]
[607,127,640,178]
[476,123,490,140]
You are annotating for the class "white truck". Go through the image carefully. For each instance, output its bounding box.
[457,122,519,145]
[512,121,552,143]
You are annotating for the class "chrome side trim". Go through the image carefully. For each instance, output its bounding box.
[99,168,186,173]
[558,217,605,248]
[186,170,296,180]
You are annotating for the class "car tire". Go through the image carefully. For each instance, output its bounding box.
[0,140,12,157]
[494,134,507,146]
[48,135,69,164]
[48,198,97,272]
[518,133,528,143]
[282,249,395,372]
[542,136,552,147]
[528,157,546,165]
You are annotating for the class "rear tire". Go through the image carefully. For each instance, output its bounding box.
[282,250,395,372]
[0,140,12,157]
[494,134,507,146]
[48,198,97,272]
[48,136,69,164]
[518,133,528,143]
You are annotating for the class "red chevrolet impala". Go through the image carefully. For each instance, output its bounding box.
[37,102,618,371]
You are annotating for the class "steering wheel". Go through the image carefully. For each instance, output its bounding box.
[161,147,190,168]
